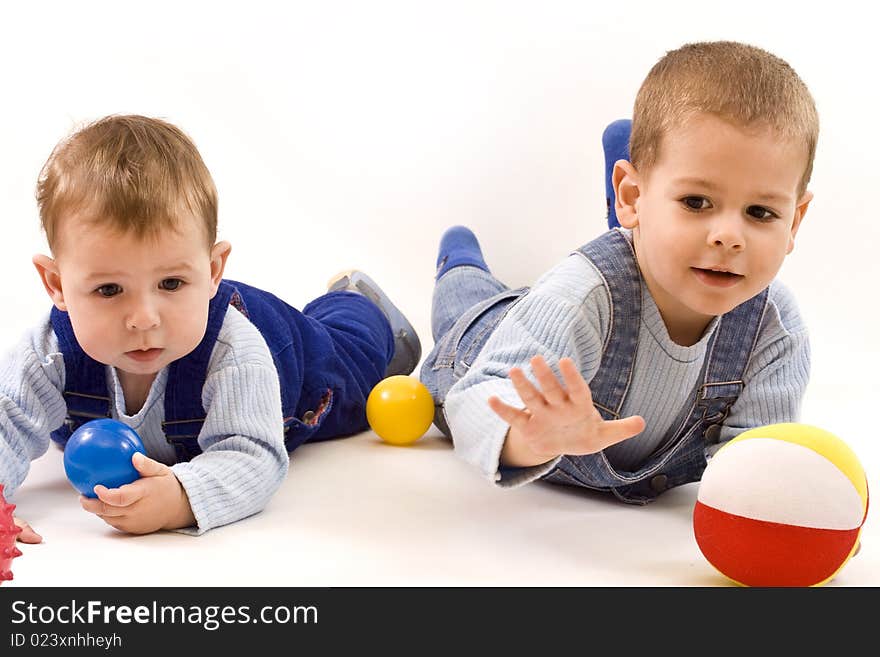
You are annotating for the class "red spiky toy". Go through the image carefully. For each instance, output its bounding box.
[1,484,23,584]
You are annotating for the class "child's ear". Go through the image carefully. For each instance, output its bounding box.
[32,254,67,311]
[787,190,813,254]
[612,160,641,229]
[209,241,232,296]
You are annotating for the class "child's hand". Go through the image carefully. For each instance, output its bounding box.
[489,355,646,468]
[79,453,196,534]
[13,517,43,543]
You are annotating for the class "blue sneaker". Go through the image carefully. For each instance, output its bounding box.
[327,270,422,377]
[435,225,490,279]
[602,118,632,229]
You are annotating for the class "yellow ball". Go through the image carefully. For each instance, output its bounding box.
[366,375,435,445]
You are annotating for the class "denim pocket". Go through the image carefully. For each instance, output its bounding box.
[283,387,334,451]
[432,288,527,376]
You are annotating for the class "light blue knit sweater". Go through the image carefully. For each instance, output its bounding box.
[444,237,811,487]
[0,306,289,535]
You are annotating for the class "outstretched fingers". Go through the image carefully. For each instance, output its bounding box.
[529,355,567,404]
[488,395,530,429]
[558,358,592,406]
[593,415,646,452]
[508,366,545,409]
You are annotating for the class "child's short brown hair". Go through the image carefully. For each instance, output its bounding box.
[37,114,218,252]
[630,41,819,195]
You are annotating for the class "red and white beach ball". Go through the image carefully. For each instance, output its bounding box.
[693,423,869,587]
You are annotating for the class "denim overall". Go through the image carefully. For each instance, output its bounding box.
[420,229,769,503]
[49,280,394,461]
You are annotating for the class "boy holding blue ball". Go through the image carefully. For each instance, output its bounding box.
[420,41,817,500]
[1,115,421,539]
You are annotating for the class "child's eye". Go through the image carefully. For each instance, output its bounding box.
[160,278,184,291]
[681,196,710,211]
[96,284,122,298]
[746,205,778,221]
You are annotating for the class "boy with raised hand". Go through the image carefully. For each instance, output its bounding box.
[420,41,815,501]
[2,114,420,539]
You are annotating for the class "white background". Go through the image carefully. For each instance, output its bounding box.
[1,1,878,586]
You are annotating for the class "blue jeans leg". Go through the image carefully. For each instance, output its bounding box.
[421,266,519,436]
[299,290,394,441]
[431,266,510,341]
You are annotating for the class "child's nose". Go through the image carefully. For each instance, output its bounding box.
[125,298,160,331]
[706,213,745,251]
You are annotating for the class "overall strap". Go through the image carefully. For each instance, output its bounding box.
[572,229,641,419]
[678,286,770,442]
[161,281,243,462]
[49,307,111,447]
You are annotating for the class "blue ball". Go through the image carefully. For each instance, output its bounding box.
[63,419,146,498]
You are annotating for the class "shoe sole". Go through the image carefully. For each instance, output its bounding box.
[327,270,422,376]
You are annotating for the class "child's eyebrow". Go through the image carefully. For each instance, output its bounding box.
[156,262,197,274]
[752,191,792,203]
[671,177,791,203]
[672,176,720,190]
[83,270,126,282]
[83,263,196,282]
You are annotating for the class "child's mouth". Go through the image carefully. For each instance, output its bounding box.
[691,267,744,288]
[126,348,164,362]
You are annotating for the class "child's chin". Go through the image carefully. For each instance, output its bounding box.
[689,296,746,318]
[116,359,166,376]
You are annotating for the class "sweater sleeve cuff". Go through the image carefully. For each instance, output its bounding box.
[444,378,561,488]
[168,463,212,536]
